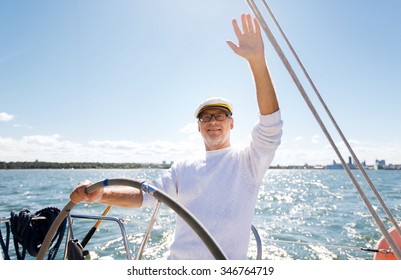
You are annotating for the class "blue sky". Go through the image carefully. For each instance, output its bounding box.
[1,0,401,166]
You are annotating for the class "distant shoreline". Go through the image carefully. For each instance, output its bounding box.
[0,161,172,170]
[1,161,400,170]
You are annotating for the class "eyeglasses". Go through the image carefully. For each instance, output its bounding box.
[198,113,231,122]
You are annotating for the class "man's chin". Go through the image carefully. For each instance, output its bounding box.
[204,137,230,150]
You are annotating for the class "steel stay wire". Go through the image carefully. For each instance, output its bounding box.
[246,0,401,259]
[258,0,401,242]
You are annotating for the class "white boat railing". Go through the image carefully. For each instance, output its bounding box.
[66,210,263,260]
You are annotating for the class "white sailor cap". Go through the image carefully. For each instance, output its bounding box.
[194,97,233,119]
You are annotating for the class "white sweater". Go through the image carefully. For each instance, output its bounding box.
[143,110,282,259]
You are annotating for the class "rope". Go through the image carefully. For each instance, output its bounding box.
[10,209,31,259]
[246,0,401,259]
[0,221,11,260]
[34,207,67,260]
[1,207,66,260]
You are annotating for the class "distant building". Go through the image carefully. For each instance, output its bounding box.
[325,160,343,169]
[162,160,174,167]
[374,160,386,170]
[325,156,367,170]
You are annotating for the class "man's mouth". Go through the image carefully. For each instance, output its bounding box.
[207,128,221,132]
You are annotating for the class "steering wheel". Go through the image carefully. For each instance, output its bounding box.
[36,178,227,260]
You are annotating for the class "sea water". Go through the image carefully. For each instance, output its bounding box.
[0,169,400,260]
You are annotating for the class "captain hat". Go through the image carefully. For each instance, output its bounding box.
[194,97,233,119]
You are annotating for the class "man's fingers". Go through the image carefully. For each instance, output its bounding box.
[226,40,239,54]
[246,14,255,33]
[253,18,261,34]
[232,19,242,38]
[241,14,249,34]
[70,180,93,202]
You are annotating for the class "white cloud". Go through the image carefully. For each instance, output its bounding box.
[89,140,141,150]
[311,135,321,144]
[0,133,204,163]
[274,137,401,166]
[0,112,14,122]
[0,134,86,162]
[13,123,33,130]
[1,131,401,166]
[180,122,200,140]
[21,134,61,145]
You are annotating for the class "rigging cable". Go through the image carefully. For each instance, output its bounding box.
[258,0,401,242]
[245,0,401,259]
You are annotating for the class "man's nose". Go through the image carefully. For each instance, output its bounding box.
[209,115,219,122]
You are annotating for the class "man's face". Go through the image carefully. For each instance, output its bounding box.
[197,108,234,151]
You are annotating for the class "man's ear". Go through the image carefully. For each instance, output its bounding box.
[230,119,234,129]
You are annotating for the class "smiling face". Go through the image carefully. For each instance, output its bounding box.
[197,108,234,151]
